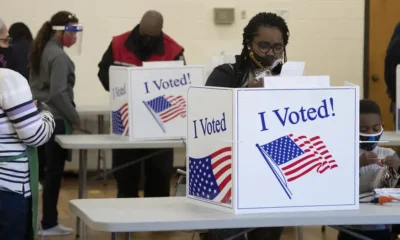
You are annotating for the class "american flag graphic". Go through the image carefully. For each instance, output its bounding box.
[188,147,232,204]
[144,95,186,123]
[111,103,129,136]
[143,95,186,132]
[256,134,338,199]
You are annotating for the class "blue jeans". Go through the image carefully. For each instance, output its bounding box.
[0,190,32,240]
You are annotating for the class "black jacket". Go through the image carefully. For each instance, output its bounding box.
[385,37,400,104]
[205,55,282,88]
[12,40,31,81]
[97,26,185,91]
[0,47,17,72]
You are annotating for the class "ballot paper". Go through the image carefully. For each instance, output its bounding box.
[280,61,305,76]
[344,81,358,86]
[374,188,400,200]
[263,76,330,89]
[142,60,184,67]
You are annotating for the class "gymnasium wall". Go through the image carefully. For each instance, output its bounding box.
[1,0,365,170]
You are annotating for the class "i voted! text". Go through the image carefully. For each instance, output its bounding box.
[258,97,336,131]
[112,84,127,100]
[193,113,227,139]
[144,73,192,94]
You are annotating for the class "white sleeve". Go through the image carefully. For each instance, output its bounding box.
[0,69,55,146]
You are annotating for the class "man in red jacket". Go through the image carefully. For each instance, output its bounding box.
[97,10,185,198]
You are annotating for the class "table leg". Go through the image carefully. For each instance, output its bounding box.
[97,115,107,186]
[330,226,374,240]
[76,150,83,238]
[125,233,132,240]
[76,149,88,238]
[295,226,303,240]
[82,150,88,240]
[83,150,88,198]
[111,233,118,240]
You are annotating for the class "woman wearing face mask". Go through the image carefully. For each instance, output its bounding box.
[206,12,288,89]
[0,18,17,71]
[29,11,82,236]
[203,12,289,240]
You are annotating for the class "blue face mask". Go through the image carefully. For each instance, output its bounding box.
[359,128,383,151]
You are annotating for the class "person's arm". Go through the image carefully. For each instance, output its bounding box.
[48,54,80,126]
[1,69,55,146]
[97,42,114,92]
[205,64,235,87]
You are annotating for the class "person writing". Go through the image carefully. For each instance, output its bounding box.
[29,11,83,236]
[0,68,55,240]
[203,12,289,240]
[339,99,399,240]
[97,10,184,199]
[206,12,288,89]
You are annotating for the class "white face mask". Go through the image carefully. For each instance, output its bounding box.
[253,58,283,80]
[359,128,383,138]
[359,127,383,151]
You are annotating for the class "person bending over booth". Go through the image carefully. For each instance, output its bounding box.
[97,10,185,198]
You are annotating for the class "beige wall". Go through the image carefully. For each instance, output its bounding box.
[1,0,365,170]
[2,0,364,105]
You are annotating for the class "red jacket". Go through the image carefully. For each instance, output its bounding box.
[111,31,183,66]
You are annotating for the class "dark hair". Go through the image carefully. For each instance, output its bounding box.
[9,22,33,43]
[360,99,381,116]
[240,12,290,70]
[29,11,78,76]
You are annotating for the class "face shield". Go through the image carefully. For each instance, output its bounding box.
[52,24,83,56]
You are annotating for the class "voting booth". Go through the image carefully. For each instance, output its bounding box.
[110,65,204,140]
[186,76,360,214]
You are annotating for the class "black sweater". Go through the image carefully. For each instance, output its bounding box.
[385,37,400,104]
[205,55,282,88]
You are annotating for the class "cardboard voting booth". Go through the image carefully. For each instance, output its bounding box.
[110,65,204,140]
[186,76,360,214]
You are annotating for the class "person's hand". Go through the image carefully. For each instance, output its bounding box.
[248,78,264,88]
[384,154,400,170]
[33,100,38,106]
[360,151,378,167]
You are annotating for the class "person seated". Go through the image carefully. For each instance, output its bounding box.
[338,99,400,240]
[203,11,290,240]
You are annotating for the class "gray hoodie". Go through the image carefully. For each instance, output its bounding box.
[30,38,79,125]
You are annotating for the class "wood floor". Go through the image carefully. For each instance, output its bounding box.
[42,174,339,240]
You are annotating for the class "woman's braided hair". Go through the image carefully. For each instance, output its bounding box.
[239,12,290,70]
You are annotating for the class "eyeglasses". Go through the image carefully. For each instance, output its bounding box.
[255,41,284,54]
[0,37,12,45]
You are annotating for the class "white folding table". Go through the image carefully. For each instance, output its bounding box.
[59,131,400,239]
[69,197,400,240]
[381,131,400,146]
[76,105,110,184]
[55,134,186,238]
